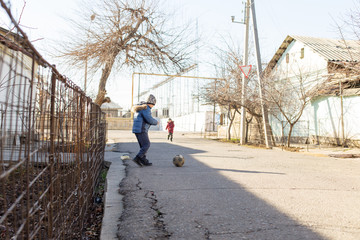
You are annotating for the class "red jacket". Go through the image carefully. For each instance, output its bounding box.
[166,121,175,133]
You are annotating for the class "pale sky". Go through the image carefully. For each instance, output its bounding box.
[1,0,357,109]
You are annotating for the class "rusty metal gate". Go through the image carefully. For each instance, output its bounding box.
[0,1,106,239]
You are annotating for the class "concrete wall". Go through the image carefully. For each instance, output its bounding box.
[106,118,133,130]
[268,92,360,145]
[307,95,360,141]
[159,111,216,133]
[106,111,217,133]
[216,110,263,143]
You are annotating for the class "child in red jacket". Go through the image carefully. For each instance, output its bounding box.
[165,118,175,142]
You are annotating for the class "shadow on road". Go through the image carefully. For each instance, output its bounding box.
[214,168,285,175]
[116,140,326,239]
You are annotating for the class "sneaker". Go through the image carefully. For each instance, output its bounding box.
[132,156,143,167]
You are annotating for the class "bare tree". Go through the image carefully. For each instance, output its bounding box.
[264,67,324,147]
[200,44,243,140]
[201,78,238,140]
[201,43,264,141]
[60,0,194,105]
[342,0,360,41]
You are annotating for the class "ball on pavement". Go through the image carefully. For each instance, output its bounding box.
[173,154,185,167]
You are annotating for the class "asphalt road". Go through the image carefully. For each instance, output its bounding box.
[109,130,360,240]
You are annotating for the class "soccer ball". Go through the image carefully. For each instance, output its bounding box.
[173,154,185,167]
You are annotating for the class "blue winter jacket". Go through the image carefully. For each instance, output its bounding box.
[132,103,158,133]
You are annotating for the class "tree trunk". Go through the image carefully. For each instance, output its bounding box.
[245,116,253,144]
[255,116,264,144]
[245,121,249,143]
[227,109,236,140]
[228,116,235,140]
[94,50,118,106]
[287,123,294,147]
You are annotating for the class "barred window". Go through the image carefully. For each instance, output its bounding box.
[162,108,169,118]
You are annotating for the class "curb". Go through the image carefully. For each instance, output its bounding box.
[100,149,127,240]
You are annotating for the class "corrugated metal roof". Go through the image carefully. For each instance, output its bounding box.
[265,35,360,75]
[292,35,360,62]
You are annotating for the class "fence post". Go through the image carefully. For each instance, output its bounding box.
[78,93,85,233]
[24,54,36,238]
[48,70,57,238]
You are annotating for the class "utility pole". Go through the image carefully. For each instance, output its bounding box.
[240,0,250,145]
[250,0,272,148]
[131,72,135,120]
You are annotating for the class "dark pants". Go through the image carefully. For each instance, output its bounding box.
[135,132,150,160]
[167,132,173,141]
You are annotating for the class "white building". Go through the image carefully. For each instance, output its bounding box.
[265,35,360,145]
[0,27,40,143]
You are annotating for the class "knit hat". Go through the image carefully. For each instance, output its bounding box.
[147,94,156,105]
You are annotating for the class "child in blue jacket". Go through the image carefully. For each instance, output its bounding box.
[131,94,158,166]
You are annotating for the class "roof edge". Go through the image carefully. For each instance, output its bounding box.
[264,35,295,75]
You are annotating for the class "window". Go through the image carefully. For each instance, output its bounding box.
[162,108,169,118]
[300,48,304,59]
[152,109,158,117]
[220,113,225,125]
[286,53,289,63]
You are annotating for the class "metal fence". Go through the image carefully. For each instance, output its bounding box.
[0,2,106,239]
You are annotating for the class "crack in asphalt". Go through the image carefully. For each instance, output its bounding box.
[145,190,172,239]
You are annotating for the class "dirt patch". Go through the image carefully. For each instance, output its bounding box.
[280,146,302,152]
[328,154,360,158]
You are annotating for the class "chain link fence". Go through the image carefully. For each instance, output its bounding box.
[0,2,106,239]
